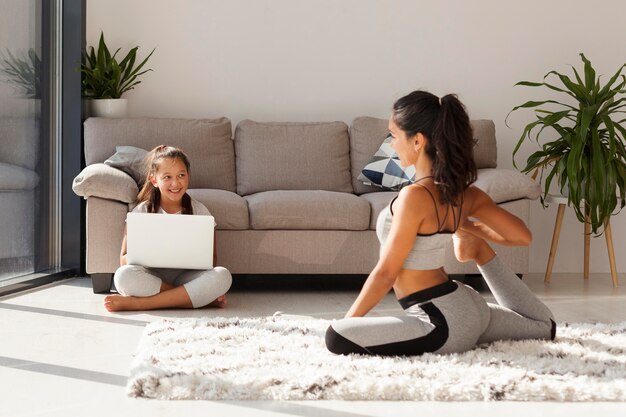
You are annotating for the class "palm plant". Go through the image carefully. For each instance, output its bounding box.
[81,32,155,99]
[0,48,41,98]
[508,53,626,234]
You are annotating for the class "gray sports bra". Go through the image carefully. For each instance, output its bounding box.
[375,178,462,271]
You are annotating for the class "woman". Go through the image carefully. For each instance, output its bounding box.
[326,91,555,356]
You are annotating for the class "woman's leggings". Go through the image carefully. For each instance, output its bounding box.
[113,265,232,308]
[326,255,556,356]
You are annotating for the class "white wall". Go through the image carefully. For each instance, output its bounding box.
[87,0,626,274]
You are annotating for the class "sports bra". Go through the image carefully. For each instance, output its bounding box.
[375,177,462,271]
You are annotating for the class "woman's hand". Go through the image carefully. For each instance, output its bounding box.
[458,219,506,244]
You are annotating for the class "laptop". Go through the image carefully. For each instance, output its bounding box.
[126,213,215,269]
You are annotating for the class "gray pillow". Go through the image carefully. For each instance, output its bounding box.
[104,145,149,185]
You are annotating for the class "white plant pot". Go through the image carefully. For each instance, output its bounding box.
[87,98,128,118]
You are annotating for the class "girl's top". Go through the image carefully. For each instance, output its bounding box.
[132,198,212,216]
[375,181,461,271]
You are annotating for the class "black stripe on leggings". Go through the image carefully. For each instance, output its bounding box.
[364,302,449,356]
[398,280,457,309]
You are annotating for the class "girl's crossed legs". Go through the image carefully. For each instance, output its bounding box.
[104,265,232,311]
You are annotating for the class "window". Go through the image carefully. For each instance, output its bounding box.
[0,0,83,294]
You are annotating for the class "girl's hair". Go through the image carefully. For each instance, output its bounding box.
[392,90,477,205]
[136,145,193,214]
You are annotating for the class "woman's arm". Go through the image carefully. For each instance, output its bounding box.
[464,187,532,246]
[345,186,425,318]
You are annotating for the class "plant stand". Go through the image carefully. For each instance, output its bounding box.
[544,194,619,287]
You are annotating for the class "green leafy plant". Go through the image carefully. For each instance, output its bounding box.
[81,32,155,99]
[0,48,41,98]
[508,53,626,234]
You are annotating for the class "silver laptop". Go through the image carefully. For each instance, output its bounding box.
[126,213,215,269]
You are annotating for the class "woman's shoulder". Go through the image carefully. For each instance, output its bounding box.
[394,183,436,212]
[464,185,495,213]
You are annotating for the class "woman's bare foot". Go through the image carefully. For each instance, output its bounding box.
[104,294,145,312]
[208,294,227,308]
[452,229,495,265]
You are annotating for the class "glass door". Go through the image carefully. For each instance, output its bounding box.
[0,0,57,285]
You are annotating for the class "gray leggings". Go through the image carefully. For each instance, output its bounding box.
[326,255,556,356]
[113,265,232,308]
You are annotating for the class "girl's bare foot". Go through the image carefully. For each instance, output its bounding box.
[208,294,227,308]
[104,294,144,312]
[452,229,495,265]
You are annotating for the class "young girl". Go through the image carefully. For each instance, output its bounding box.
[104,145,232,312]
[325,91,555,356]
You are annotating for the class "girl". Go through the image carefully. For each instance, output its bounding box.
[104,145,232,312]
[326,91,555,356]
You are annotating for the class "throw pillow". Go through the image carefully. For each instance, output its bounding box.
[357,134,416,190]
[104,145,149,185]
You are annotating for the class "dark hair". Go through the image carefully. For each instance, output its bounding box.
[392,90,477,205]
[136,145,193,214]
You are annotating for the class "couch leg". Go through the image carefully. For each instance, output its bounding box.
[91,273,113,294]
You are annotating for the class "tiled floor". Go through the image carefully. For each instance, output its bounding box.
[0,272,624,417]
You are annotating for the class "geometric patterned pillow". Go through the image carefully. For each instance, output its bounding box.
[357,134,416,191]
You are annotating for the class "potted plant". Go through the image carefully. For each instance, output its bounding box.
[508,53,626,235]
[0,48,41,116]
[81,32,155,118]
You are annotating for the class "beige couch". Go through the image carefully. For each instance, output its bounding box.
[73,117,540,293]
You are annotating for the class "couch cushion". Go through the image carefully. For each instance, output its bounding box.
[245,190,370,230]
[235,120,353,195]
[72,163,138,203]
[84,117,236,192]
[350,117,498,194]
[359,191,398,230]
[0,117,39,170]
[471,120,498,169]
[0,162,39,190]
[474,169,540,203]
[187,189,249,230]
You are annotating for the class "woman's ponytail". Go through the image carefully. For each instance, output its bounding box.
[429,94,476,205]
[392,91,476,205]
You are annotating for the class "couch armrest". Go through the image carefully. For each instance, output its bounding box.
[72,163,138,203]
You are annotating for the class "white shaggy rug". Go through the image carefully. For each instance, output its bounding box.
[127,317,626,401]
